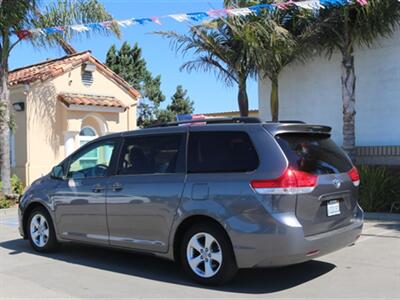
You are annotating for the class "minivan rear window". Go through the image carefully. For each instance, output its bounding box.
[275,134,352,175]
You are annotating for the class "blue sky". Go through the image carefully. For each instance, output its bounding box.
[9,0,258,114]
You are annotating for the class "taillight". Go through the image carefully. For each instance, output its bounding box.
[251,168,318,195]
[348,166,360,187]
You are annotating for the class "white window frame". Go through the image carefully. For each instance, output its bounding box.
[78,126,98,164]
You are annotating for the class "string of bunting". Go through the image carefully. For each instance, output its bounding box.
[16,0,369,40]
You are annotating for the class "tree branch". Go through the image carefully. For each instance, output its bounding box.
[7,38,23,56]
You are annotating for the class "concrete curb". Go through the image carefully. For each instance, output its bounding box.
[364,212,400,221]
[0,207,17,216]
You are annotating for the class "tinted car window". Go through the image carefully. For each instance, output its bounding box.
[276,134,352,175]
[188,131,259,173]
[118,134,184,175]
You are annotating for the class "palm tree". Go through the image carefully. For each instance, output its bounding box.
[222,1,319,122]
[0,0,119,194]
[246,8,319,122]
[156,18,257,117]
[313,0,400,157]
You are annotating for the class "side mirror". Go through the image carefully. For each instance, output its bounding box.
[50,165,65,180]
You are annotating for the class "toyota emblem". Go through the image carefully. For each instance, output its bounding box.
[332,178,342,189]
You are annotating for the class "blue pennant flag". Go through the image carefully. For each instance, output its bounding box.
[135,18,152,25]
[320,0,348,6]
[186,12,209,22]
[43,27,63,34]
[87,23,104,30]
[249,4,275,14]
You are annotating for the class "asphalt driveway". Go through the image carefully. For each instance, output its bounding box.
[1,207,399,299]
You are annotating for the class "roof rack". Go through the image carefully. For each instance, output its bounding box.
[264,120,306,124]
[278,120,306,124]
[146,117,262,128]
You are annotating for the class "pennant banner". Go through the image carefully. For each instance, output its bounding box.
[15,0,369,39]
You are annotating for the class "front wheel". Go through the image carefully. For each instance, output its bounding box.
[27,207,58,252]
[180,223,237,285]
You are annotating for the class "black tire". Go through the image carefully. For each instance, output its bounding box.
[180,222,238,285]
[27,207,58,252]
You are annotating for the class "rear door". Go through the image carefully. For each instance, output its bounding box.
[275,133,357,236]
[106,130,187,253]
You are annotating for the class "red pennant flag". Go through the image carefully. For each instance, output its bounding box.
[16,30,31,40]
[356,0,368,6]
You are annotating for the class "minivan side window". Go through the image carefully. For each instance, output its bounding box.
[118,134,184,175]
[67,139,117,179]
[188,131,259,173]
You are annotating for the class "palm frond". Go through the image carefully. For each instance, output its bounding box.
[28,0,120,49]
[314,0,400,54]
[155,19,258,86]
[180,55,237,86]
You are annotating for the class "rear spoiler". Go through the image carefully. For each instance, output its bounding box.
[263,123,332,136]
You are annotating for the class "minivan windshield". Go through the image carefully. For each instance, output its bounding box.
[275,133,352,175]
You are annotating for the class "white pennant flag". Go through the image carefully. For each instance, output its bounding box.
[117,19,135,27]
[295,0,324,10]
[70,24,90,32]
[227,8,253,17]
[29,28,45,36]
[169,14,189,22]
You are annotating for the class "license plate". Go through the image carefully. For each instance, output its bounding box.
[327,200,340,217]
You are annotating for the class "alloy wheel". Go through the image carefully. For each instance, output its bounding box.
[30,213,49,248]
[186,232,223,278]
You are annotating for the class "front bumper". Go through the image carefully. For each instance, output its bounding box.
[226,205,364,269]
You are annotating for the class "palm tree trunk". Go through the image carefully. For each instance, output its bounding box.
[270,76,279,122]
[0,29,12,195]
[238,78,249,117]
[341,53,356,159]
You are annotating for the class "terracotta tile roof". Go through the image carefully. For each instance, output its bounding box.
[58,93,127,109]
[9,51,140,100]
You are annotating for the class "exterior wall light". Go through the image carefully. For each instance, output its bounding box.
[13,102,25,112]
[82,62,96,73]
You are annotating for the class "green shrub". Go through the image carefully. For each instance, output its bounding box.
[358,165,400,212]
[0,174,24,196]
[10,174,24,195]
[0,198,11,209]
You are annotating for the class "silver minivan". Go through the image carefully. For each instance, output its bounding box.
[18,118,363,285]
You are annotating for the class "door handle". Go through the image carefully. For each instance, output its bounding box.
[112,183,123,192]
[92,184,105,193]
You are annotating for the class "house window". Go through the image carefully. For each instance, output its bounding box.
[78,126,98,169]
[82,71,93,86]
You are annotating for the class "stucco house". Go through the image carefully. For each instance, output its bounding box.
[8,51,139,185]
[258,30,400,165]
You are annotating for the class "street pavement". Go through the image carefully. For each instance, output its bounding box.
[1,207,399,300]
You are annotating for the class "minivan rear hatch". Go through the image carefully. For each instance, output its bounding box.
[267,124,358,236]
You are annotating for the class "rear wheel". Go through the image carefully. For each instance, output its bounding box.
[180,222,237,285]
[27,207,58,252]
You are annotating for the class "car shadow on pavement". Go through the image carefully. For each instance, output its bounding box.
[0,238,335,294]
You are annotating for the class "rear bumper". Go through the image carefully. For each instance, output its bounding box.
[226,204,364,268]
